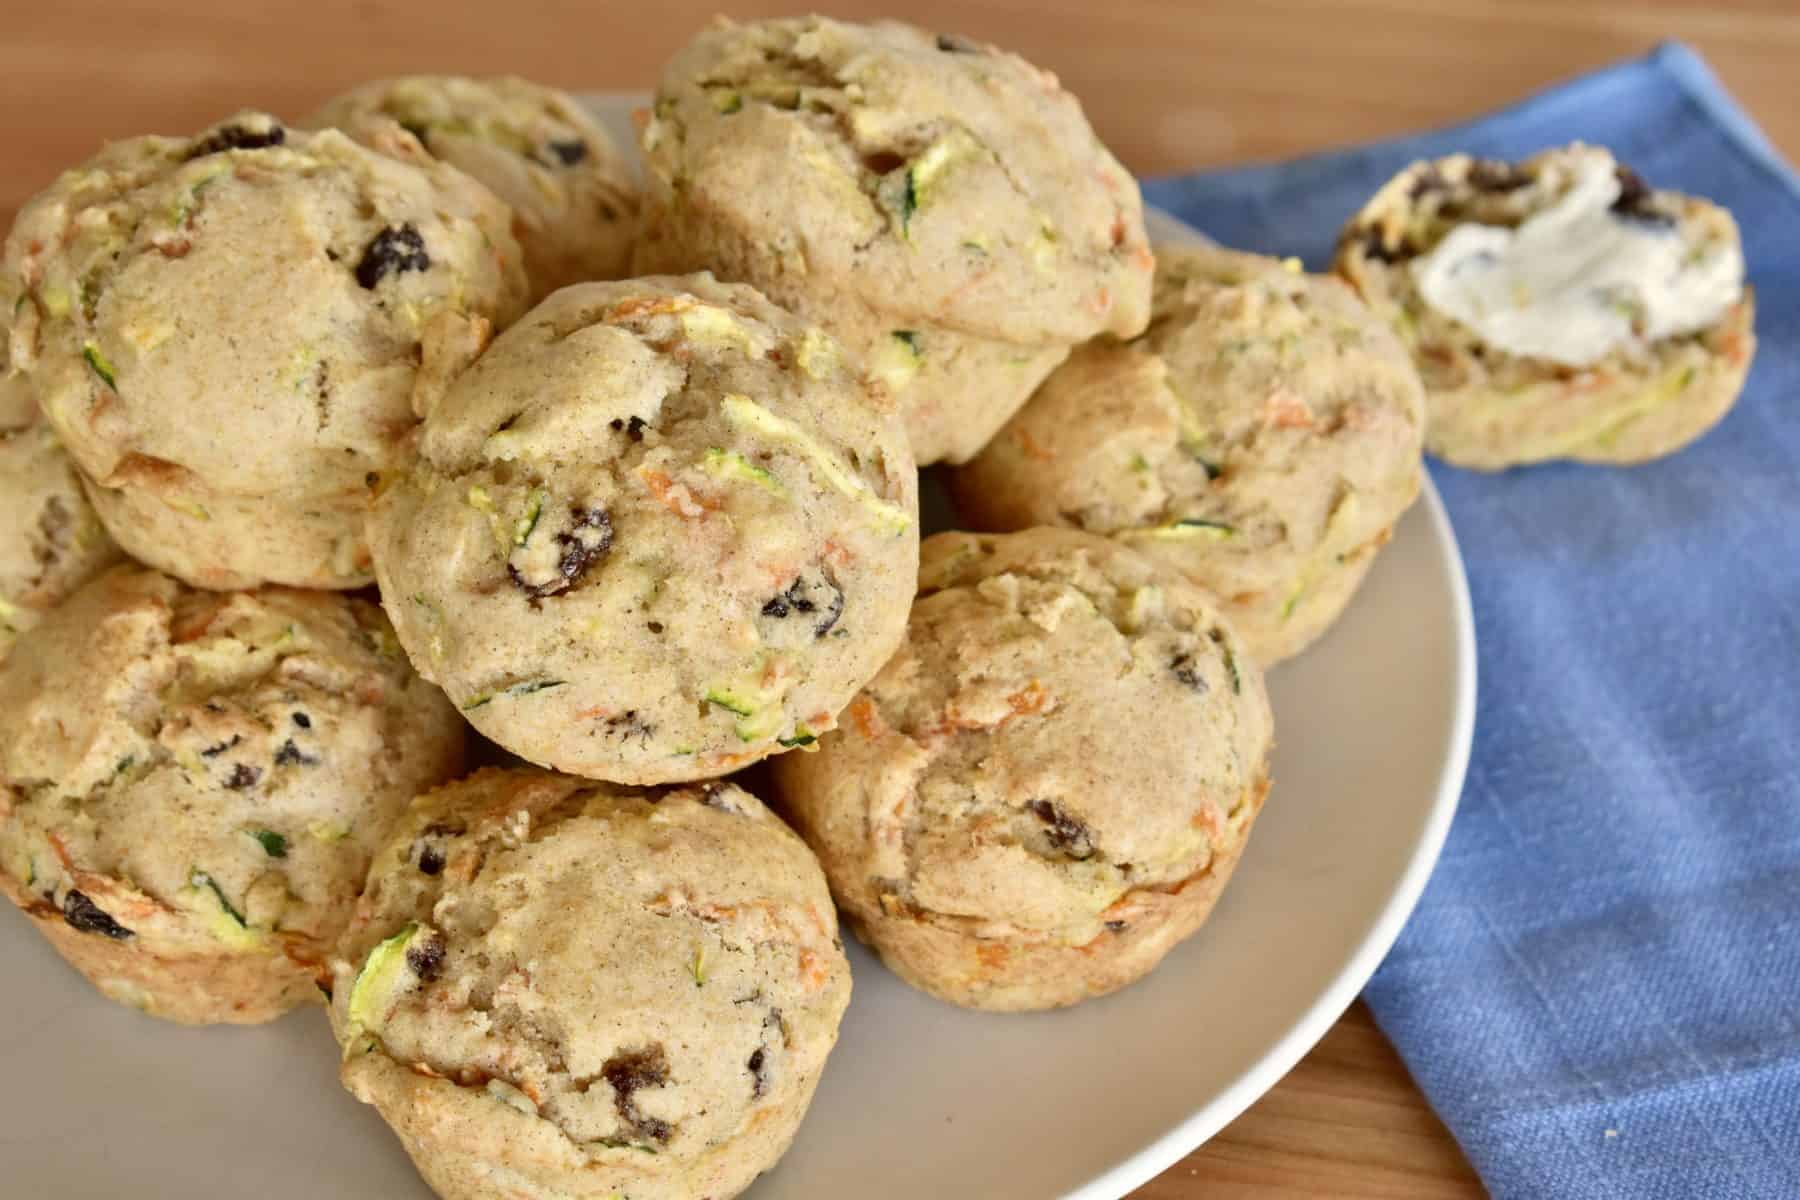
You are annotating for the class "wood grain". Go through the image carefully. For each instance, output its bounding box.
[2,3,1792,1196]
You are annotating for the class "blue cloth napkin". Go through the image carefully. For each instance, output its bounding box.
[1145,43,1800,1200]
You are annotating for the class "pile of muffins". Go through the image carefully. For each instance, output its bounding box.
[0,15,1754,1200]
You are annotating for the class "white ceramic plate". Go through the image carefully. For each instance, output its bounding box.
[0,97,1474,1200]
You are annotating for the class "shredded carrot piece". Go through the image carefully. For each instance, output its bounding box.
[821,538,854,570]
[46,831,74,871]
[1014,428,1055,462]
[1085,286,1112,316]
[605,295,692,323]
[171,605,222,643]
[799,949,831,992]
[572,706,615,721]
[1265,390,1316,429]
[848,697,883,740]
[974,942,1010,971]
[1006,681,1054,719]
[638,466,715,518]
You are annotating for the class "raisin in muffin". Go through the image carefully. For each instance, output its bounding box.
[634,16,1153,465]
[4,110,528,589]
[954,245,1425,665]
[369,274,917,784]
[0,565,464,1024]
[773,529,1273,1011]
[309,75,639,301]
[0,345,120,662]
[1334,143,1754,469]
[327,767,850,1200]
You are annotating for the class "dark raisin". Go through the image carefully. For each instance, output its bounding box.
[62,890,133,940]
[292,711,311,729]
[1170,654,1207,693]
[759,573,842,637]
[406,934,447,981]
[417,846,446,876]
[1360,226,1403,264]
[602,1046,674,1144]
[1467,160,1530,193]
[185,122,287,160]
[813,583,844,637]
[354,224,431,289]
[200,734,242,757]
[1106,920,1129,933]
[273,739,316,767]
[748,1047,768,1098]
[646,621,665,634]
[1609,165,1675,228]
[224,763,261,790]
[605,710,655,745]
[936,32,980,53]
[508,506,614,599]
[1407,166,1448,200]
[547,138,588,166]
[625,416,647,441]
[1026,799,1095,860]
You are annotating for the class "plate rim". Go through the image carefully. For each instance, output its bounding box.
[1067,474,1477,1198]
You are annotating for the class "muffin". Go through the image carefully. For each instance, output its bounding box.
[371,274,917,784]
[954,245,1426,665]
[309,75,639,300]
[634,16,1153,464]
[0,565,465,1024]
[4,110,529,589]
[0,347,120,662]
[773,529,1274,1011]
[327,767,851,1200]
[1334,143,1755,469]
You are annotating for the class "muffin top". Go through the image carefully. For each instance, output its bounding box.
[956,245,1425,660]
[309,75,639,299]
[370,274,917,783]
[0,565,464,963]
[330,767,849,1174]
[640,16,1152,344]
[4,111,527,510]
[775,528,1273,947]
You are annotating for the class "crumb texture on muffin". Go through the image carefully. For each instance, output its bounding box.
[309,75,640,300]
[370,273,917,784]
[775,529,1273,1010]
[0,564,464,1024]
[3,111,528,587]
[634,16,1153,463]
[329,766,850,1200]
[956,245,1425,664]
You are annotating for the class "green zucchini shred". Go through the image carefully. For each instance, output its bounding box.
[82,342,117,389]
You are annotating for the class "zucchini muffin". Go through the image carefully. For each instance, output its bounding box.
[327,767,851,1200]
[773,529,1274,1011]
[1335,143,1755,469]
[634,16,1153,464]
[4,110,529,589]
[954,246,1425,665]
[309,75,639,300]
[370,274,917,784]
[0,565,464,1024]
[0,350,120,662]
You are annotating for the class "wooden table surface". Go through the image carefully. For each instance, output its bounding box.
[4,3,1794,1196]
